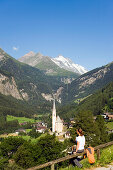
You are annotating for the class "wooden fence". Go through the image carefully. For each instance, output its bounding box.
[27,141,113,170]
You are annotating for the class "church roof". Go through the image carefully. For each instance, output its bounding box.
[56,116,63,123]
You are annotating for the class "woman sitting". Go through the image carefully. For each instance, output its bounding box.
[72,128,85,168]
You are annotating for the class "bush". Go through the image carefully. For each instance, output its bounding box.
[0,137,25,157]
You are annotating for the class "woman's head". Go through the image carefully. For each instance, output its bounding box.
[77,128,84,136]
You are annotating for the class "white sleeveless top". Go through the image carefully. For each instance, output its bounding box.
[76,135,85,150]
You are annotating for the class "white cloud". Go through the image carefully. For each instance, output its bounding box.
[12,46,19,51]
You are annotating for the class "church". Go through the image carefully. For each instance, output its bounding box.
[52,99,63,135]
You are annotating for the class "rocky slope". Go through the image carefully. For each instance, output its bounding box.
[1,48,113,108]
[0,48,64,106]
[61,62,113,104]
[0,74,22,100]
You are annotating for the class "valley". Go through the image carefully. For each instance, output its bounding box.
[0,48,113,170]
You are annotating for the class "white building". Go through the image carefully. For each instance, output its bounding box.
[52,99,63,134]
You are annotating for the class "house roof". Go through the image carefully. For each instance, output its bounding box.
[36,126,47,130]
[104,112,112,115]
[107,115,113,118]
[66,131,70,134]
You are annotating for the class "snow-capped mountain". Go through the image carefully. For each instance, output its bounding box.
[19,52,87,75]
[51,55,87,75]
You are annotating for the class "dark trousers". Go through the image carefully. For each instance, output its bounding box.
[72,149,84,168]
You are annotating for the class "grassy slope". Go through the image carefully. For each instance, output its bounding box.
[7,115,36,123]
[34,56,79,77]
[19,133,47,144]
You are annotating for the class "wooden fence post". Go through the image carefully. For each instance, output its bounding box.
[51,163,54,170]
[97,149,100,160]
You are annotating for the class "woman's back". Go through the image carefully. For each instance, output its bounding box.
[76,135,85,150]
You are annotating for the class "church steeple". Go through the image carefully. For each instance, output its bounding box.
[52,99,56,133]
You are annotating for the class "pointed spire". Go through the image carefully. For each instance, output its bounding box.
[53,99,56,115]
[52,99,56,133]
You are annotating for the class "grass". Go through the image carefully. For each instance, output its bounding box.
[106,121,113,130]
[25,129,32,133]
[0,132,47,144]
[60,144,113,170]
[74,95,92,104]
[20,133,47,144]
[7,115,37,123]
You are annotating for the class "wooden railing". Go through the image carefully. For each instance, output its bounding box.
[27,141,113,170]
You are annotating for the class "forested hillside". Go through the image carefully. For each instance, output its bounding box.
[0,48,65,115]
[58,82,113,120]
[61,62,113,104]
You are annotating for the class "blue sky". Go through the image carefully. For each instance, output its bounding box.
[0,0,113,70]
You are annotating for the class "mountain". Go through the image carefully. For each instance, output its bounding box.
[0,48,66,113]
[18,52,86,78]
[18,51,36,66]
[2,47,113,115]
[57,81,113,121]
[75,81,113,115]
[51,55,87,74]
[61,62,113,104]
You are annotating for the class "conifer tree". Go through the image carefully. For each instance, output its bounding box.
[96,115,108,143]
[73,110,100,146]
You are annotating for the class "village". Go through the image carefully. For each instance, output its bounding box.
[1,100,113,142]
[0,100,73,141]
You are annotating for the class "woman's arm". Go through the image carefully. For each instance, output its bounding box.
[76,141,79,152]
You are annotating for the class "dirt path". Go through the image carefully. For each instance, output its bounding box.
[86,164,113,170]
[93,165,113,170]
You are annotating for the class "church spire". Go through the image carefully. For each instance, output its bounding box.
[52,99,56,133]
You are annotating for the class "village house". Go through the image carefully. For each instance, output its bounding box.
[70,118,75,124]
[19,122,28,126]
[69,124,73,129]
[65,131,71,139]
[107,115,113,120]
[33,122,47,128]
[101,112,113,120]
[36,126,47,133]
[63,122,69,127]
[15,129,26,135]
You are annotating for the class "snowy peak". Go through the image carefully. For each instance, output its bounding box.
[18,51,87,75]
[51,55,87,75]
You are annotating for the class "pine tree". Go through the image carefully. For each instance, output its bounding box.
[73,110,101,146]
[96,115,108,144]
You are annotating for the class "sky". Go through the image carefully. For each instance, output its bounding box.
[0,0,113,71]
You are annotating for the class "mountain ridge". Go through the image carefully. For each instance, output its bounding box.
[0,48,65,107]
[1,47,113,112]
[51,55,87,74]
[18,52,87,76]
[61,61,113,104]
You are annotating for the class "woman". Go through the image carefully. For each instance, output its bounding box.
[75,128,85,153]
[73,128,85,168]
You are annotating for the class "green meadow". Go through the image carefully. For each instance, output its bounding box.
[7,115,40,123]
[20,133,47,144]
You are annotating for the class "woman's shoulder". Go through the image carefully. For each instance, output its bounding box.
[79,135,85,140]
[76,135,85,141]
